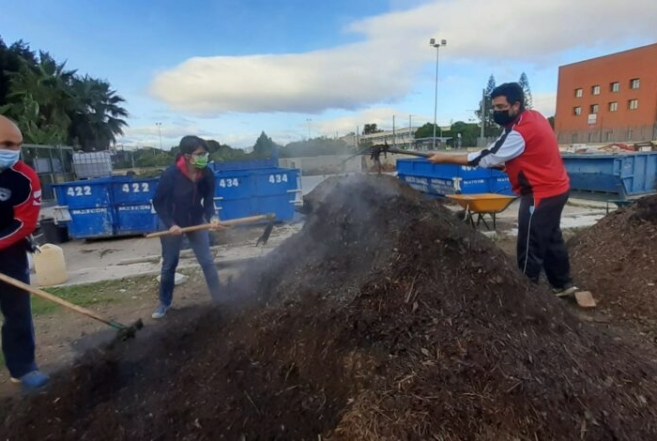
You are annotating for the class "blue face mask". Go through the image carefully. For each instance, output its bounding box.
[0,149,20,170]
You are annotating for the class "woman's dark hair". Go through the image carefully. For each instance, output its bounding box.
[491,82,525,110]
[179,135,209,155]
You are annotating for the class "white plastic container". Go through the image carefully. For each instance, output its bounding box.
[33,244,68,287]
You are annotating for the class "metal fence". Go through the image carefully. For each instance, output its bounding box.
[557,124,657,145]
[20,144,76,201]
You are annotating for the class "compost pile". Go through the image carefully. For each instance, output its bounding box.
[4,175,657,440]
[569,194,657,331]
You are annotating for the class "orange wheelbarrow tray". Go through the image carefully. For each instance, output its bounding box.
[446,193,517,230]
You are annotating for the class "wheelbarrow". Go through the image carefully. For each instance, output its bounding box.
[447,193,517,230]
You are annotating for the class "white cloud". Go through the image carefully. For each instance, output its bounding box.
[149,0,657,115]
[531,92,557,118]
[120,123,221,149]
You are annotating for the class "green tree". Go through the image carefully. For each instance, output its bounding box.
[474,74,497,137]
[414,122,439,139]
[518,72,533,109]
[0,37,129,150]
[0,37,37,106]
[252,131,278,157]
[68,76,128,150]
[449,121,480,147]
[363,123,383,135]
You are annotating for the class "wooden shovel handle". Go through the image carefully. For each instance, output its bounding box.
[0,272,113,327]
[145,213,276,238]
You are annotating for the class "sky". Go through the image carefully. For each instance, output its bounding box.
[1,0,656,150]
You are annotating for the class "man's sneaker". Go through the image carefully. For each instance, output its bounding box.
[11,371,49,390]
[152,304,170,319]
[553,283,578,298]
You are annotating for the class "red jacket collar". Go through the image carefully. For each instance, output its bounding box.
[176,156,201,180]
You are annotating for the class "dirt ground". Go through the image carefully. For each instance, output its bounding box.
[0,267,241,398]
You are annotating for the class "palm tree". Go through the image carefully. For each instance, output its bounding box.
[0,51,76,144]
[68,76,128,151]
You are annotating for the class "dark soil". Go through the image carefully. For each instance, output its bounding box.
[3,175,657,440]
[568,194,657,337]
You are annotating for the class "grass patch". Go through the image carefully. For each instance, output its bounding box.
[30,276,158,317]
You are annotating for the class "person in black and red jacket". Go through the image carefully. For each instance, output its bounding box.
[151,136,224,319]
[0,115,49,390]
[428,83,579,298]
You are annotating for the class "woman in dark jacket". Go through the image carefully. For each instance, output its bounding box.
[151,136,222,319]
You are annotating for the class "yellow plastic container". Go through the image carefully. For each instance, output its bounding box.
[33,244,68,287]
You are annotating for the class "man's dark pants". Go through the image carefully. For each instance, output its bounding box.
[0,242,37,378]
[516,190,573,289]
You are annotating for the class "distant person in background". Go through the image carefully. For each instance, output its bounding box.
[427,83,578,297]
[151,136,223,319]
[0,115,49,390]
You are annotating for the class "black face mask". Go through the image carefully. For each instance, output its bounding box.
[493,110,517,126]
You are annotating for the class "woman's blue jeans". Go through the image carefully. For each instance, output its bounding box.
[158,224,221,306]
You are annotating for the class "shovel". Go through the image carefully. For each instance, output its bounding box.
[146,213,276,246]
[0,273,143,341]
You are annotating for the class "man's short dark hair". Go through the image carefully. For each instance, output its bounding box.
[491,82,525,110]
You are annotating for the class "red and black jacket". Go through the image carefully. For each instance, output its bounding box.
[0,161,41,252]
[468,109,570,201]
[152,157,216,229]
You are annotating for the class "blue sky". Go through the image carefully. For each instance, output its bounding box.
[1,0,656,149]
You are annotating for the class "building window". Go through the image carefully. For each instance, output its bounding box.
[588,133,595,142]
[629,99,639,110]
[630,78,640,89]
[573,106,582,115]
[610,82,620,92]
[571,134,578,143]
[590,104,599,114]
[627,128,633,139]
[592,85,600,95]
[609,102,618,112]
[574,88,583,98]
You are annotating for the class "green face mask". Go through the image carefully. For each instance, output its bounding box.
[192,154,209,169]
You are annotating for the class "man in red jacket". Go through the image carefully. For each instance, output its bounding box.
[428,83,578,296]
[0,115,49,390]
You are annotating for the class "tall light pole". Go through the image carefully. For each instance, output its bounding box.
[429,38,447,150]
[155,122,163,150]
[306,118,312,140]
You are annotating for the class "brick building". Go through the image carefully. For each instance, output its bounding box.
[555,43,657,144]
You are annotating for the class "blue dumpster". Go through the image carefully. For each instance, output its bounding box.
[52,178,114,238]
[562,152,657,199]
[110,177,160,235]
[396,159,512,196]
[52,176,159,239]
[214,167,301,221]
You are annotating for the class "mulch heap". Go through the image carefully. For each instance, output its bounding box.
[568,194,657,333]
[3,175,657,440]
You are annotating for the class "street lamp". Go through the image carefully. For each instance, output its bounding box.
[155,122,163,150]
[306,118,312,140]
[429,38,447,150]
